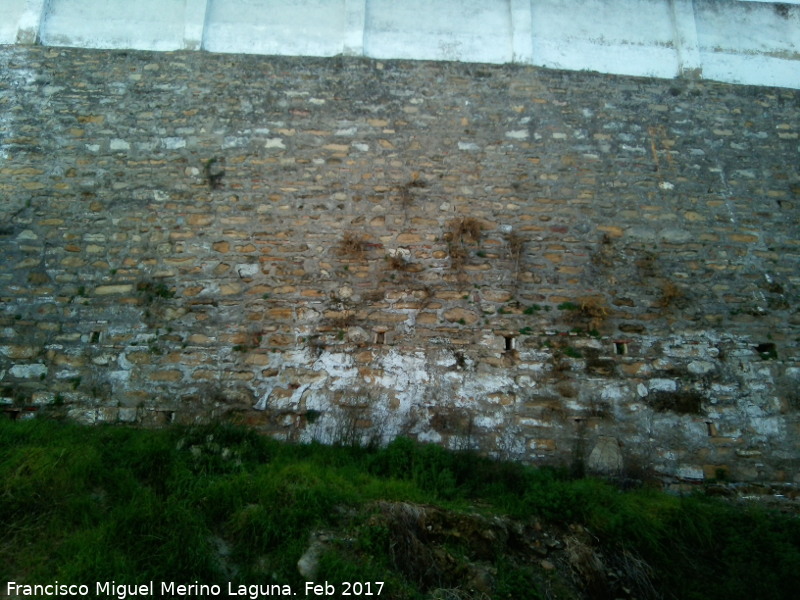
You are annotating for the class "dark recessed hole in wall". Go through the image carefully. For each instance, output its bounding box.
[504,335,515,353]
[204,157,225,190]
[706,421,717,437]
[90,331,101,343]
[374,331,385,345]
[649,390,704,415]
[614,341,627,355]
[754,342,777,360]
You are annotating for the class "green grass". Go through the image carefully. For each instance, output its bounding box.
[1,418,798,599]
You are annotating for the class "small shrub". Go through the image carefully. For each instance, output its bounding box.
[136,280,175,301]
[577,296,609,329]
[636,251,657,278]
[385,254,410,271]
[560,297,609,330]
[657,281,683,309]
[591,234,616,268]
[338,232,366,257]
[397,172,426,208]
[444,218,483,272]
[455,218,483,243]
[506,232,525,263]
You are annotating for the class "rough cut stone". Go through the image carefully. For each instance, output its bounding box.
[587,437,623,475]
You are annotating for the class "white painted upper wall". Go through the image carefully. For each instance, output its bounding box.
[529,0,680,79]
[0,0,25,44]
[697,0,800,87]
[204,0,347,56]
[0,0,797,89]
[363,0,513,64]
[40,0,187,51]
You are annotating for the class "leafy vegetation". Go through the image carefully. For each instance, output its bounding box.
[1,418,798,599]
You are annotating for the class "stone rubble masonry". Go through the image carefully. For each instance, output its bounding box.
[1,45,798,482]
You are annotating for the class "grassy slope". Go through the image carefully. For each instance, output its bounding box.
[1,418,798,599]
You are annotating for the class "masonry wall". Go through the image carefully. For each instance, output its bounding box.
[1,45,799,482]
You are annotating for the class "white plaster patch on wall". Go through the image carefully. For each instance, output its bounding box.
[375,349,429,411]
[108,369,130,387]
[648,378,678,392]
[162,137,187,150]
[676,465,704,480]
[417,428,442,444]
[600,383,629,404]
[254,382,275,411]
[473,412,505,429]
[749,416,783,437]
[687,360,715,375]
[459,371,516,401]
[9,363,47,379]
[67,408,102,425]
[312,350,358,387]
[286,382,312,411]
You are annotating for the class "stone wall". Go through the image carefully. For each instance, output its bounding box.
[1,45,799,482]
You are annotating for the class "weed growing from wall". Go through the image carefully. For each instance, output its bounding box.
[397,172,426,211]
[505,231,527,289]
[559,296,610,331]
[136,280,177,325]
[443,218,483,281]
[657,280,684,311]
[337,231,366,258]
[385,254,408,271]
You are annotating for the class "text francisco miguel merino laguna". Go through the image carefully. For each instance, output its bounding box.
[6,580,369,598]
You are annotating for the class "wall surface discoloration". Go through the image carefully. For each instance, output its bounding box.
[0,45,798,481]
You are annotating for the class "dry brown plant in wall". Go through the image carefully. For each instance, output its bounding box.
[386,254,410,271]
[444,218,483,272]
[337,231,366,258]
[657,280,683,309]
[505,231,526,285]
[506,231,524,263]
[397,171,426,210]
[562,296,611,331]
